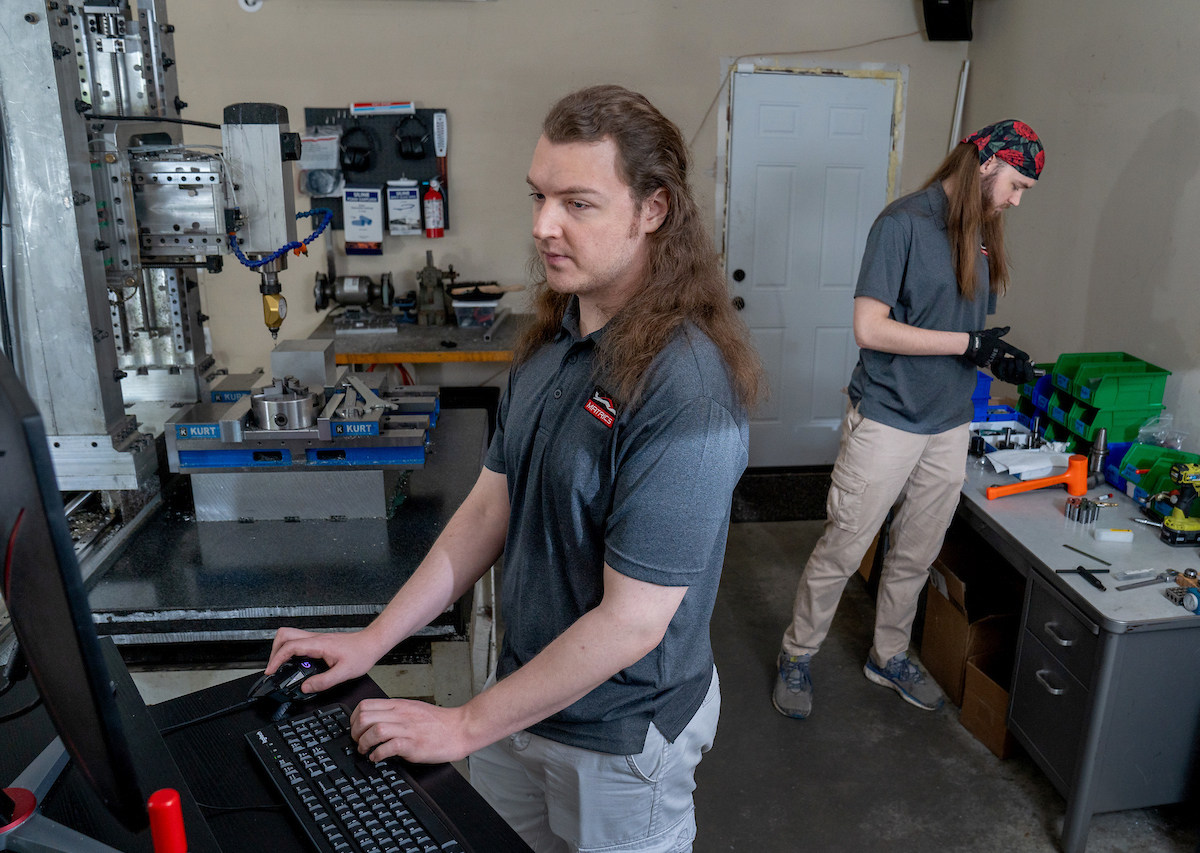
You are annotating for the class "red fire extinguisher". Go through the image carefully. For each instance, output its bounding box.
[423,179,444,239]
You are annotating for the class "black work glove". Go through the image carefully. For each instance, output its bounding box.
[991,355,1036,386]
[963,327,1036,385]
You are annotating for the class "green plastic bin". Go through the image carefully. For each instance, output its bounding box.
[1076,363,1169,410]
[1047,390,1071,426]
[1051,352,1128,395]
[1068,404,1162,444]
[1050,352,1171,405]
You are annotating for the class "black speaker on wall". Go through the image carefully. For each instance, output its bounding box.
[923,0,973,41]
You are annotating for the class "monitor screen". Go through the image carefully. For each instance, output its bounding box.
[0,352,147,831]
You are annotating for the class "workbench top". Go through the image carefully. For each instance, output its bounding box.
[85,408,489,653]
[961,460,1199,632]
[310,312,525,364]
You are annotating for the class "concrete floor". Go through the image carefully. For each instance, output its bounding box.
[695,521,1200,853]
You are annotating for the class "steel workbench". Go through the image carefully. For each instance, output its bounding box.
[958,461,1200,853]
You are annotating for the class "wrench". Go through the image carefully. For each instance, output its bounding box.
[1116,570,1179,591]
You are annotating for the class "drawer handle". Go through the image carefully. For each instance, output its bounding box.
[1035,669,1066,696]
[1043,622,1074,647]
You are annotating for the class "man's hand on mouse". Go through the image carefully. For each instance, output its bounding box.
[266,626,385,695]
[350,698,475,765]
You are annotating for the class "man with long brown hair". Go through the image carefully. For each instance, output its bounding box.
[773,120,1043,720]
[266,85,760,853]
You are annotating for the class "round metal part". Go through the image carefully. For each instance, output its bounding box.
[251,378,317,430]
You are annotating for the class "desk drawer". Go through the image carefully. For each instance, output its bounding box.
[1027,580,1098,688]
[1009,629,1090,793]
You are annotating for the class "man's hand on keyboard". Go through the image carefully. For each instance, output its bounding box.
[266,626,384,695]
[351,698,472,765]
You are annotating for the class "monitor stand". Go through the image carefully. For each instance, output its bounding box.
[0,739,122,852]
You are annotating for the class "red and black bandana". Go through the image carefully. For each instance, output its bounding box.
[961,119,1045,180]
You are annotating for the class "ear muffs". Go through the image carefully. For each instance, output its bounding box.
[394,116,428,161]
[340,125,377,173]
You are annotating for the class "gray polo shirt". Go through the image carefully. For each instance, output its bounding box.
[846,182,996,434]
[484,297,749,755]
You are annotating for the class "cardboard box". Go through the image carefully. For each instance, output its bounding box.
[387,179,422,236]
[919,523,1022,707]
[343,185,383,254]
[961,650,1018,759]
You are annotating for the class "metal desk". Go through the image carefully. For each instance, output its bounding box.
[310,314,524,365]
[958,462,1200,853]
[84,409,489,692]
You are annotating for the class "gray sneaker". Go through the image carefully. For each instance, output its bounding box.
[772,652,813,719]
[864,653,944,711]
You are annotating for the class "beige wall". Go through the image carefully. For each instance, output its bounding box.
[171,0,968,383]
[963,0,1200,446]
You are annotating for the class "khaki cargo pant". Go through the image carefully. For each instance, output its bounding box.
[781,403,969,666]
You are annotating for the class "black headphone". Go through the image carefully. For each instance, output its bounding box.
[340,125,377,173]
[394,115,428,160]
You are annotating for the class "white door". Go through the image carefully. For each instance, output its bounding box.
[726,70,898,466]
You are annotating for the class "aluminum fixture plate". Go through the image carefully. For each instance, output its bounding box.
[48,431,157,491]
[190,469,396,521]
[132,156,227,261]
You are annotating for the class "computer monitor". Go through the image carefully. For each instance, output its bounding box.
[0,351,147,832]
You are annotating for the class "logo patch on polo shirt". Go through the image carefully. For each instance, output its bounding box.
[584,387,617,428]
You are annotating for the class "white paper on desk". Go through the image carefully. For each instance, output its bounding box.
[986,449,1072,477]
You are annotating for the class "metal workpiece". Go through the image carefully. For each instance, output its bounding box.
[270,339,337,389]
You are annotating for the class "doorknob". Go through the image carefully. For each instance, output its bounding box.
[732,269,746,282]
[732,296,745,310]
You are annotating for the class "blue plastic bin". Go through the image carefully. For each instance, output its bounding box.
[1102,442,1133,493]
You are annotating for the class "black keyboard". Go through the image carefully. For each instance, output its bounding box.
[246,704,467,853]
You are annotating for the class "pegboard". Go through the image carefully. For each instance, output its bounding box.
[304,107,449,232]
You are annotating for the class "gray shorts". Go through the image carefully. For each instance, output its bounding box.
[467,668,721,853]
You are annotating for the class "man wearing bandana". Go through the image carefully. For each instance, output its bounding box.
[773,120,1044,719]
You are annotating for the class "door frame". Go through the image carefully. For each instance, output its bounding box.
[715,59,909,253]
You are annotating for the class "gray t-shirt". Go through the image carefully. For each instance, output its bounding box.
[846,182,996,434]
[484,297,749,755]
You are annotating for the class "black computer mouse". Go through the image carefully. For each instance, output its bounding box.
[248,656,330,704]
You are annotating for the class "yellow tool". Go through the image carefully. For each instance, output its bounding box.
[1149,463,1200,546]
